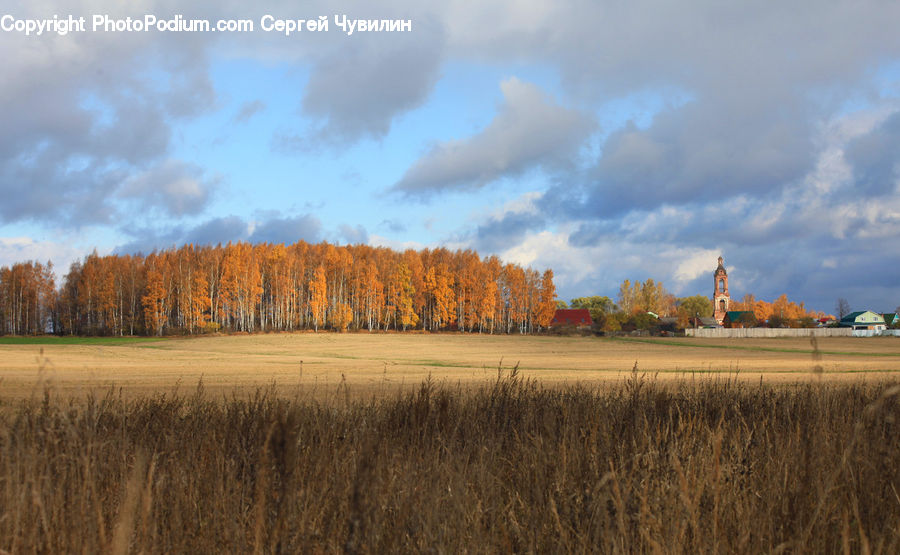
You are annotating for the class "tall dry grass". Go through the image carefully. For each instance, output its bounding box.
[1,369,899,552]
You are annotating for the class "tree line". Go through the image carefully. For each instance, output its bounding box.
[0,242,557,336]
[562,278,827,331]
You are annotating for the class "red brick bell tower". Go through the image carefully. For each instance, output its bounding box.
[713,256,730,325]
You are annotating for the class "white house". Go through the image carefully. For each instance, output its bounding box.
[839,311,886,332]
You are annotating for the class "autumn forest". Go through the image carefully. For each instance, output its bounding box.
[0,241,558,336]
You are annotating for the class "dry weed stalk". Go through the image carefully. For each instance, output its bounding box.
[0,374,897,551]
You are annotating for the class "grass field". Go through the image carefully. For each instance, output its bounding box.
[2,333,900,550]
[2,372,899,551]
[0,336,165,346]
[1,332,899,400]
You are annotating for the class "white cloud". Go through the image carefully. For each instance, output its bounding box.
[118,159,214,216]
[393,78,595,194]
[0,236,90,280]
[673,249,722,285]
[496,191,542,217]
[367,234,427,252]
[493,225,723,299]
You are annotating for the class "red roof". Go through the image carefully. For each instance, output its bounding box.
[551,309,593,326]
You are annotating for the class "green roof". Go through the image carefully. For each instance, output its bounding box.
[841,311,866,322]
[840,311,885,325]
[724,311,755,322]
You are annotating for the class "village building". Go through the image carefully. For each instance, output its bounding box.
[882,313,899,328]
[712,256,731,325]
[550,309,593,329]
[723,311,756,328]
[839,311,886,331]
[817,315,837,327]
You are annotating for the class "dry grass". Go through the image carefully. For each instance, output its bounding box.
[1,333,899,401]
[1,369,899,552]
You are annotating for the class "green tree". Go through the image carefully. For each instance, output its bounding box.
[570,295,616,313]
[603,311,626,332]
[767,313,789,328]
[797,315,816,328]
[630,312,658,331]
[677,295,713,319]
[570,295,617,325]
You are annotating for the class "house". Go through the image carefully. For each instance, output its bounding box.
[817,316,837,327]
[656,316,685,335]
[881,313,899,328]
[839,311,886,331]
[723,311,756,328]
[697,317,719,328]
[550,309,593,328]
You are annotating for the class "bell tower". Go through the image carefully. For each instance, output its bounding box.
[713,256,730,325]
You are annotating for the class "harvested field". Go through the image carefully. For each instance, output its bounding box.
[1,333,899,400]
[2,334,900,551]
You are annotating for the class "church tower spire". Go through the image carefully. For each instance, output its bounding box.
[713,256,730,325]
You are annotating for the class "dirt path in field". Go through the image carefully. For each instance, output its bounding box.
[1,333,899,400]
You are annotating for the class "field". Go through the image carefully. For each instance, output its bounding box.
[1,333,899,400]
[2,333,900,551]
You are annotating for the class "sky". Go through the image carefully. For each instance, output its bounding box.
[1,0,900,314]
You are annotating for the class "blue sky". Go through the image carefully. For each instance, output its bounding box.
[2,1,900,314]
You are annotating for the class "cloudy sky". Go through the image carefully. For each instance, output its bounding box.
[2,1,899,313]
